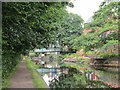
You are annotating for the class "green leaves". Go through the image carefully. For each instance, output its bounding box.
[70,1,118,52]
[56,13,83,48]
[49,67,109,88]
[2,2,71,81]
[2,2,71,54]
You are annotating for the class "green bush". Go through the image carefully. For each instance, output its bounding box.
[49,68,110,88]
[29,53,36,57]
[2,53,21,88]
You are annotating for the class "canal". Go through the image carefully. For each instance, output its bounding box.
[35,57,119,87]
[95,68,120,87]
[37,65,68,86]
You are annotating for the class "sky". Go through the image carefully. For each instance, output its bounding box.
[66,0,105,22]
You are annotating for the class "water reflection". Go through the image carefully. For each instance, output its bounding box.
[37,67,120,87]
[37,68,68,86]
[98,71,120,86]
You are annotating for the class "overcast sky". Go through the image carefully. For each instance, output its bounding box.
[66,0,104,22]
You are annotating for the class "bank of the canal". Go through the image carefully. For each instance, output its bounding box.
[36,64,68,86]
[26,57,49,88]
[28,53,120,88]
[94,67,120,88]
[58,55,120,88]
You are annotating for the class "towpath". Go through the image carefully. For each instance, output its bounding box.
[10,60,34,88]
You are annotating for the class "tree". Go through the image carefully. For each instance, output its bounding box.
[56,13,83,49]
[71,1,119,53]
[2,2,70,54]
[2,2,72,83]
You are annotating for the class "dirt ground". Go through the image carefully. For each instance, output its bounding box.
[10,60,34,88]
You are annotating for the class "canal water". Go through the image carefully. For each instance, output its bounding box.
[37,68,61,73]
[37,67,120,87]
[97,70,120,87]
[37,67,68,86]
[36,64,120,87]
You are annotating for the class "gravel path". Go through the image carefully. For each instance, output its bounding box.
[10,60,34,88]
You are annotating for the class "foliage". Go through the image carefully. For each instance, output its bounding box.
[55,54,67,65]
[2,58,20,88]
[68,53,80,57]
[71,1,119,53]
[29,52,36,57]
[57,53,92,72]
[55,53,81,67]
[2,2,71,82]
[56,13,83,48]
[101,40,118,49]
[3,2,70,54]
[49,68,110,88]
[2,54,21,79]
[49,1,119,88]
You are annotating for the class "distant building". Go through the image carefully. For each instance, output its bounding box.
[83,17,93,24]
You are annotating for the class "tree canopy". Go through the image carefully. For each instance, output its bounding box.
[2,2,72,81]
[70,1,119,53]
[56,13,83,48]
[3,2,72,55]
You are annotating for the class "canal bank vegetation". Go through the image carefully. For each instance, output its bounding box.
[2,0,119,89]
[2,58,21,88]
[70,1,119,59]
[49,65,110,88]
[52,51,119,88]
[51,1,119,88]
[26,57,47,88]
[30,59,43,69]
[2,2,72,89]
[52,53,110,88]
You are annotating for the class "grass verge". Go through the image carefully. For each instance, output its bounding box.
[26,57,48,88]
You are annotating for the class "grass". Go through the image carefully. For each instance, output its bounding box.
[30,62,50,76]
[30,61,42,69]
[26,57,48,88]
